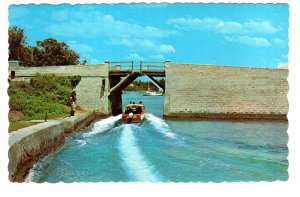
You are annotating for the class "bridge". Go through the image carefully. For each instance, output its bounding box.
[108,60,166,115]
[8,60,288,120]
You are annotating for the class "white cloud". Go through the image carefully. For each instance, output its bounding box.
[225,36,271,47]
[167,17,278,34]
[67,40,94,62]
[47,9,176,57]
[126,53,145,61]
[159,45,175,53]
[109,38,175,54]
[149,54,166,61]
[244,20,278,34]
[272,38,286,48]
[47,10,176,39]
[68,41,93,53]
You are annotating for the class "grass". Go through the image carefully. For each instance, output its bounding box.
[9,121,40,133]
[8,74,81,132]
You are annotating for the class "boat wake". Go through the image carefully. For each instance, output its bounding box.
[118,124,160,182]
[83,115,121,137]
[74,139,86,148]
[145,113,177,139]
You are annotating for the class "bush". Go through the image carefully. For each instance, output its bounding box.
[8,74,81,120]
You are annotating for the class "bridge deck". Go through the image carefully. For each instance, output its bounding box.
[109,70,165,77]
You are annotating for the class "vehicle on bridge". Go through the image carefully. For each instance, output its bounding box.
[122,102,146,124]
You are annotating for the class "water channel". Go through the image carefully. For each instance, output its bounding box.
[31,91,288,182]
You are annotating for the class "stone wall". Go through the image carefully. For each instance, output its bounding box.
[8,121,65,182]
[9,64,111,113]
[164,63,288,120]
[9,64,108,77]
[75,77,110,113]
[8,111,96,182]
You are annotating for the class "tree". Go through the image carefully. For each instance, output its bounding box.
[8,26,81,67]
[35,38,80,66]
[8,26,27,61]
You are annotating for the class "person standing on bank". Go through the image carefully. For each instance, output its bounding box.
[70,91,77,116]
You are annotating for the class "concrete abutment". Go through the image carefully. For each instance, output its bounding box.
[163,63,288,120]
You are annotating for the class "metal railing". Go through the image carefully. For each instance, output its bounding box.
[140,61,165,73]
[108,61,134,71]
[108,61,165,73]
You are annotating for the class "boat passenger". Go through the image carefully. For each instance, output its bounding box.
[138,101,144,111]
[136,106,142,113]
[128,109,133,123]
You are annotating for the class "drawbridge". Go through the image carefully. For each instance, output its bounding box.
[108,61,166,115]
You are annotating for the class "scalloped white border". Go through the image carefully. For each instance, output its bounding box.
[1,1,299,197]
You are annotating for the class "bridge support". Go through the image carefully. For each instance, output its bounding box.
[143,74,164,92]
[109,92,122,116]
[109,72,140,115]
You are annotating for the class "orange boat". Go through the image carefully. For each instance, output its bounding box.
[122,102,146,124]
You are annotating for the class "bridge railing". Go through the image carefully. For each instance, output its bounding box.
[108,61,165,73]
[139,61,165,73]
[108,61,134,71]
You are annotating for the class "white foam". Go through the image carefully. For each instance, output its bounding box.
[74,139,86,147]
[118,124,160,182]
[83,115,121,137]
[145,113,177,139]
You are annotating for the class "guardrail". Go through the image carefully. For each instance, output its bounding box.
[108,61,165,73]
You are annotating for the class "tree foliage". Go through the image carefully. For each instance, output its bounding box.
[8,26,80,67]
[8,26,28,61]
[34,38,80,66]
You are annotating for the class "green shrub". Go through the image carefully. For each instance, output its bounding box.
[8,74,81,120]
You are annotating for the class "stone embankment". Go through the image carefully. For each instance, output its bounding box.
[164,63,288,120]
[8,111,99,182]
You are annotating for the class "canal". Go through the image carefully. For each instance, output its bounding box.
[30,91,288,182]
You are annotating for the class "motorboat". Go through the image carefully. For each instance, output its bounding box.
[122,102,146,124]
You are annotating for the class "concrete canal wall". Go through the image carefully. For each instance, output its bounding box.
[164,63,288,120]
[8,111,96,182]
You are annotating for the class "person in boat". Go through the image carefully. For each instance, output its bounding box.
[136,101,143,114]
[128,108,133,123]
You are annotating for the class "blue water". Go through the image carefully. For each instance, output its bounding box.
[31,91,288,182]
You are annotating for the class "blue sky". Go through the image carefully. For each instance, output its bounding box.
[8,3,289,68]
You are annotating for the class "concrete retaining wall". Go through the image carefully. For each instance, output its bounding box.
[8,111,96,182]
[8,64,111,113]
[164,63,288,120]
[8,121,64,182]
